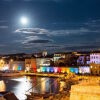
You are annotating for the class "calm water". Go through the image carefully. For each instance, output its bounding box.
[0,76,66,100]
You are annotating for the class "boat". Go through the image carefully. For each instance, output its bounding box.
[26,92,54,100]
[0,91,18,100]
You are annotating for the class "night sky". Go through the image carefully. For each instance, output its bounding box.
[0,0,100,54]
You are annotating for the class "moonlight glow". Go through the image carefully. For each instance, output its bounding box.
[20,17,28,25]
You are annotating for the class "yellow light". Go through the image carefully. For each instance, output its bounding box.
[0,81,6,92]
[10,59,14,62]
[91,66,93,68]
[66,68,70,73]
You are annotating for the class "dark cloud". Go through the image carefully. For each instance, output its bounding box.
[27,39,52,44]
[63,45,100,51]
[45,45,60,48]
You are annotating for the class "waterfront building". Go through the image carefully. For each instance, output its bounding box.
[77,54,90,74]
[53,52,78,66]
[0,59,10,71]
[36,57,52,72]
[79,66,90,74]
[40,66,79,74]
[9,61,25,71]
[77,55,90,66]
[53,52,69,62]
[25,58,37,72]
[0,59,6,70]
[90,52,100,75]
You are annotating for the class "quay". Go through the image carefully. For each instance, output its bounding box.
[0,72,65,78]
[0,72,24,77]
[25,72,65,78]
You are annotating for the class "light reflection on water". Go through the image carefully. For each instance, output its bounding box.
[0,76,65,100]
[0,80,6,92]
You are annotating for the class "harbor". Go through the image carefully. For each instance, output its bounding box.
[0,76,74,100]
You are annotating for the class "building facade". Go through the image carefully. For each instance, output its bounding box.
[36,57,51,72]
[9,61,25,71]
[77,54,90,74]
[25,58,37,72]
[90,53,100,75]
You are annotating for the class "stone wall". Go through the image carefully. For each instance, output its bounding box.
[70,84,100,100]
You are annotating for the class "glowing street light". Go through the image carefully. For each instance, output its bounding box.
[10,59,14,62]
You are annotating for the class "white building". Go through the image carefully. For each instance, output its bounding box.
[90,52,100,75]
[90,53,100,64]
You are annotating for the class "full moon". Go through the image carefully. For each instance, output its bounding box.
[20,17,28,25]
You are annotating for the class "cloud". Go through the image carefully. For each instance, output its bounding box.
[16,35,52,45]
[63,45,100,51]
[0,26,8,29]
[0,44,6,47]
[15,27,100,37]
[15,28,48,35]
[45,45,60,48]
[28,39,52,43]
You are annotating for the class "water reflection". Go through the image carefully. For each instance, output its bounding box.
[60,81,66,91]
[0,76,66,100]
[0,80,6,92]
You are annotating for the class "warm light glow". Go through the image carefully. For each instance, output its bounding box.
[54,67,58,73]
[61,68,66,73]
[20,17,28,25]
[91,66,93,68]
[66,68,70,73]
[0,81,6,92]
[79,66,90,74]
[37,69,41,72]
[10,59,14,62]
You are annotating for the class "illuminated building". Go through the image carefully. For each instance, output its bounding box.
[10,61,25,71]
[90,52,100,75]
[74,68,79,74]
[42,67,46,72]
[70,67,74,73]
[0,59,5,70]
[25,58,37,72]
[53,52,78,67]
[40,66,79,74]
[53,52,71,63]
[36,57,52,72]
[50,67,54,73]
[46,67,50,72]
[77,55,90,66]
[77,54,90,74]
[54,67,58,73]
[79,66,90,74]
